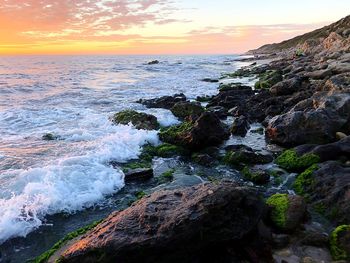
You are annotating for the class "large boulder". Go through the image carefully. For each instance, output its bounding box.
[269,77,305,96]
[266,92,350,146]
[111,110,160,130]
[57,182,267,263]
[137,93,187,109]
[159,112,230,151]
[295,161,350,225]
[170,101,204,119]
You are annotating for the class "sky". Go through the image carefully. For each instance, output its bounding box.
[0,0,349,55]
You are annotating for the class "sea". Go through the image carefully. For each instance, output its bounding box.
[0,55,260,261]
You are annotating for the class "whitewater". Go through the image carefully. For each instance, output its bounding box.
[0,55,246,244]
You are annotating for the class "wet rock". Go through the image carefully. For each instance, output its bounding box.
[297,161,350,224]
[330,225,350,261]
[137,93,187,109]
[206,106,228,119]
[159,112,230,151]
[147,60,159,65]
[266,194,307,232]
[170,101,204,119]
[201,78,219,83]
[124,168,154,182]
[231,116,250,137]
[191,153,216,167]
[196,95,213,102]
[42,133,59,141]
[241,166,270,185]
[57,182,267,263]
[224,147,273,166]
[294,136,350,163]
[254,70,283,90]
[110,110,160,130]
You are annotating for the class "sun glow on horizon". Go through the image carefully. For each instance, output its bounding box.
[0,0,349,55]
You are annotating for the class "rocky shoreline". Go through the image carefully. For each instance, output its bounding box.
[31,16,350,263]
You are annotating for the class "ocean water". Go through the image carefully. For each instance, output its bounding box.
[0,55,251,244]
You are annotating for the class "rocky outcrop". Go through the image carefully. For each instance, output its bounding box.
[159,112,230,151]
[56,182,268,263]
[110,110,160,130]
[170,101,204,119]
[266,92,350,146]
[137,93,186,109]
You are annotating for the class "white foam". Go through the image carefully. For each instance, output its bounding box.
[143,108,180,127]
[0,123,159,243]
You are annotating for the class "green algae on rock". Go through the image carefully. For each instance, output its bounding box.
[170,101,204,119]
[29,220,102,263]
[241,166,270,185]
[330,225,350,261]
[275,149,320,172]
[254,70,283,90]
[266,194,289,229]
[111,110,160,130]
[293,164,319,196]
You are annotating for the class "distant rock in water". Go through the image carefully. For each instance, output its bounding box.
[201,78,219,83]
[147,60,159,65]
[56,182,268,263]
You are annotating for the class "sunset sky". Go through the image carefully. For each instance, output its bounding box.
[0,0,349,55]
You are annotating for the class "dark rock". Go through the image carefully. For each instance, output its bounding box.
[266,92,350,146]
[294,136,350,162]
[191,153,216,167]
[241,167,270,185]
[231,116,250,137]
[266,194,307,232]
[299,161,350,224]
[201,78,219,83]
[57,182,267,263]
[147,60,159,65]
[170,101,204,119]
[269,77,305,96]
[206,106,228,119]
[225,148,273,166]
[110,110,160,130]
[137,93,187,109]
[124,168,154,182]
[42,133,59,141]
[159,112,230,151]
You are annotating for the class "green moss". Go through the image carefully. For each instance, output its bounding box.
[293,164,318,195]
[122,160,152,173]
[241,166,268,184]
[275,149,320,172]
[266,193,289,229]
[158,169,175,184]
[313,202,326,215]
[254,70,283,89]
[330,225,350,260]
[158,121,193,145]
[251,127,264,135]
[29,220,102,263]
[171,102,204,119]
[111,110,160,130]
[135,191,146,200]
[224,151,247,166]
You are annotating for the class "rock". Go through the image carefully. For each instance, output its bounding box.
[293,136,350,163]
[330,225,350,261]
[57,182,267,263]
[266,194,307,232]
[225,147,273,166]
[137,93,187,109]
[201,78,219,83]
[305,69,332,80]
[42,133,59,141]
[147,60,159,65]
[269,77,305,96]
[191,153,216,167]
[241,166,270,185]
[266,92,350,146]
[231,116,250,137]
[207,84,254,110]
[206,106,228,119]
[170,101,204,119]
[336,132,348,140]
[124,168,154,182]
[323,73,350,91]
[110,110,160,130]
[296,161,350,224]
[254,70,283,90]
[159,112,230,151]
[196,95,213,102]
